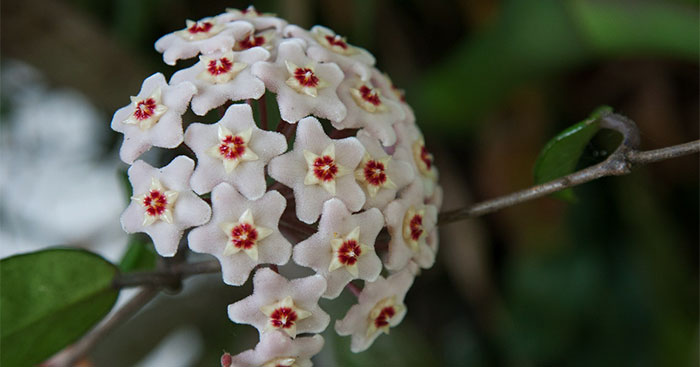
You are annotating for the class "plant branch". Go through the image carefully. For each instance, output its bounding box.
[113,259,221,289]
[438,113,699,224]
[51,287,159,367]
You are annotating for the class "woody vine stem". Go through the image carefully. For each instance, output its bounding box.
[54,113,699,367]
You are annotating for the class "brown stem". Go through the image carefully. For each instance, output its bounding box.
[113,260,220,288]
[346,282,362,298]
[438,113,699,224]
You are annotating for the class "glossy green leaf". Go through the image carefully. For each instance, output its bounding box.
[1,248,120,366]
[533,106,613,201]
[119,234,157,273]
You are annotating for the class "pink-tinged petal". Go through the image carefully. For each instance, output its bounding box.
[252,40,346,123]
[335,268,414,352]
[155,18,252,65]
[333,75,404,146]
[220,7,288,32]
[120,156,211,257]
[229,331,323,367]
[170,47,269,116]
[293,199,384,298]
[369,68,416,125]
[228,268,329,337]
[393,124,439,198]
[355,130,415,210]
[268,117,365,224]
[185,103,287,199]
[426,186,443,209]
[188,183,291,285]
[110,73,196,164]
[382,182,438,271]
[284,25,375,80]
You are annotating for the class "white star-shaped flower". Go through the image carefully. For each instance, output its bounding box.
[268,117,365,224]
[206,125,259,173]
[354,130,414,209]
[220,208,272,260]
[293,199,384,298]
[185,103,287,199]
[169,47,269,116]
[333,75,405,146]
[227,331,323,367]
[155,17,252,65]
[131,177,178,226]
[302,144,350,195]
[252,39,346,123]
[284,61,328,98]
[122,87,168,130]
[228,268,329,338]
[222,6,288,32]
[260,295,312,338]
[394,124,439,197]
[382,182,438,271]
[188,183,291,286]
[335,268,415,352]
[120,156,211,257]
[284,25,375,81]
[370,68,416,125]
[110,73,196,164]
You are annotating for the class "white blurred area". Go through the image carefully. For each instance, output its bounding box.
[0,60,128,262]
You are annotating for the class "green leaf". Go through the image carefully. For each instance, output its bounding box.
[119,234,157,273]
[1,248,120,366]
[533,106,613,201]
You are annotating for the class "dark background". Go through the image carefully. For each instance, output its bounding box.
[2,0,698,365]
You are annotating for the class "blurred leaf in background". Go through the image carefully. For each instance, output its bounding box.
[416,0,699,134]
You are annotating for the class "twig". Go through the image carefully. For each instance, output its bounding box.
[113,260,221,288]
[438,113,699,224]
[346,282,362,298]
[52,287,159,367]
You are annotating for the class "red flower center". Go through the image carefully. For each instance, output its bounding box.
[218,135,246,160]
[363,160,387,186]
[133,98,156,120]
[373,306,396,329]
[143,190,168,217]
[294,68,320,87]
[207,57,233,75]
[409,214,423,241]
[325,35,348,49]
[269,307,298,329]
[188,21,213,34]
[337,239,362,266]
[229,223,258,250]
[420,145,433,170]
[313,155,338,182]
[237,34,266,50]
[359,85,381,106]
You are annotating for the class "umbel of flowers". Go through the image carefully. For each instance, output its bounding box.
[111,5,442,365]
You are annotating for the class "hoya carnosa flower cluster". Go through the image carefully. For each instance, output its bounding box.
[111,5,443,363]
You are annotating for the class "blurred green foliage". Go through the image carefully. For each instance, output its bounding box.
[416,0,699,134]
